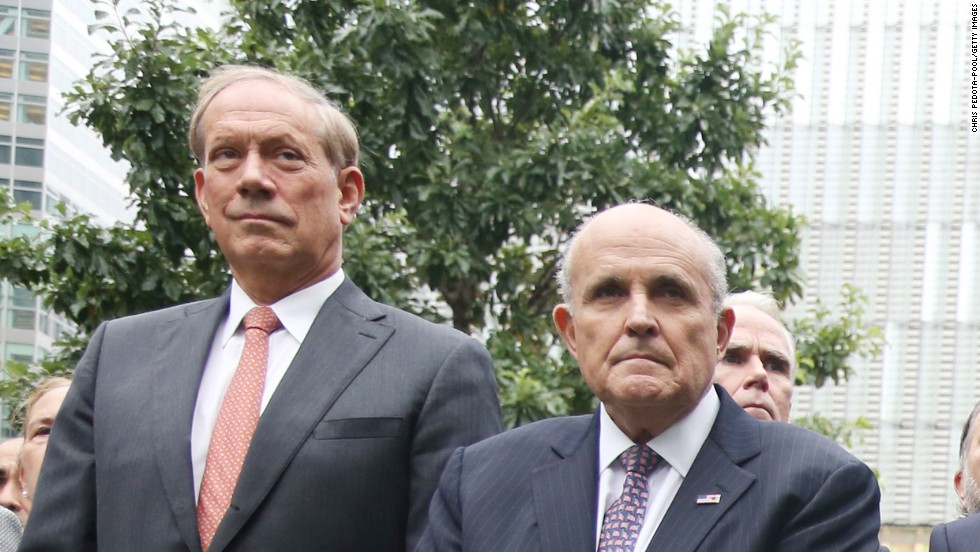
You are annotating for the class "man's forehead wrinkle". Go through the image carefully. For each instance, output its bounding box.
[584,245,703,271]
[729,332,791,359]
[210,117,307,136]
[205,120,314,154]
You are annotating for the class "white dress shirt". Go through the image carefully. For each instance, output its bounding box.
[595,386,720,551]
[190,270,345,501]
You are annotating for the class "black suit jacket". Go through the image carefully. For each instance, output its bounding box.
[20,279,503,552]
[416,386,882,552]
[930,513,980,551]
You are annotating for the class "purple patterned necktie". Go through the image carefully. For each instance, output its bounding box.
[598,444,660,552]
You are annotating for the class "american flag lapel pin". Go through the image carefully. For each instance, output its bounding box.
[696,493,721,505]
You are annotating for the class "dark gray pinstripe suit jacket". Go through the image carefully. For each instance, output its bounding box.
[930,513,980,551]
[417,385,882,552]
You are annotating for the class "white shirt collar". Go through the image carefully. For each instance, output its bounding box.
[223,269,346,345]
[598,385,720,477]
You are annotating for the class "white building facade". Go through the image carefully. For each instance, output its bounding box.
[678,0,979,545]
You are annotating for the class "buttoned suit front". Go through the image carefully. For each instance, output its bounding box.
[20,278,503,552]
[930,513,980,552]
[416,386,882,552]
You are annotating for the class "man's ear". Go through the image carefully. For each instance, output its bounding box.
[553,304,578,359]
[716,307,735,358]
[955,469,966,506]
[194,168,211,226]
[336,167,364,226]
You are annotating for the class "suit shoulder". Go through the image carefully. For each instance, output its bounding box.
[757,420,870,470]
[343,291,482,354]
[938,513,980,542]
[375,302,467,337]
[102,297,224,330]
[463,415,592,457]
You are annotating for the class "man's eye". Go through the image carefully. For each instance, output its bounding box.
[274,149,305,164]
[722,351,740,364]
[593,285,623,298]
[765,359,789,374]
[213,149,237,160]
[663,285,685,298]
[766,361,789,374]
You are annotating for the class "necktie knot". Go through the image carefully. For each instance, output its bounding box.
[620,444,658,477]
[243,306,280,334]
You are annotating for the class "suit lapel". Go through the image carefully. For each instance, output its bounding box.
[209,280,393,552]
[533,415,599,552]
[646,389,761,552]
[151,297,229,552]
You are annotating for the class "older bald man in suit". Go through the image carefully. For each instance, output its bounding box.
[417,203,883,552]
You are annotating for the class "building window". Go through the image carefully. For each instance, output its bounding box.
[0,92,11,122]
[9,285,33,308]
[0,50,13,79]
[18,52,46,82]
[38,311,50,337]
[16,94,44,124]
[4,343,33,364]
[14,137,43,167]
[0,7,15,37]
[11,222,38,238]
[44,190,58,215]
[0,135,10,165]
[12,180,41,210]
[20,9,49,39]
[7,308,34,330]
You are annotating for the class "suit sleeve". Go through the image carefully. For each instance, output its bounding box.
[407,337,501,551]
[779,459,882,551]
[414,446,465,552]
[19,324,104,551]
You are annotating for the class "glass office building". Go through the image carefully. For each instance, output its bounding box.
[0,0,223,432]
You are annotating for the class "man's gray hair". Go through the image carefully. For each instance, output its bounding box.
[188,64,359,171]
[724,289,796,370]
[555,204,728,314]
[959,402,980,472]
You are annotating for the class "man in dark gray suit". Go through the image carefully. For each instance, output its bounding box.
[20,65,502,552]
[930,402,980,551]
[930,514,980,551]
[417,203,882,552]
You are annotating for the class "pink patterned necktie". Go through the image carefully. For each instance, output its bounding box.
[197,306,281,552]
[598,444,660,552]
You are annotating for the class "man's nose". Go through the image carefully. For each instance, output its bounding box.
[624,295,659,337]
[742,355,770,391]
[237,153,275,197]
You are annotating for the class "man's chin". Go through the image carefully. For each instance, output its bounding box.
[743,405,774,421]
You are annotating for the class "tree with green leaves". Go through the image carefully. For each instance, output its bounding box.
[0,0,878,429]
